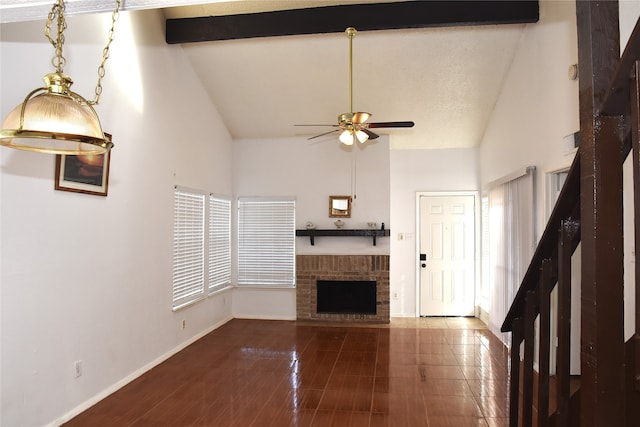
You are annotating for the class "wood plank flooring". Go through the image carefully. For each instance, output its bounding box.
[64,317,509,427]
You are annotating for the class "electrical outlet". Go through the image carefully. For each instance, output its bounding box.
[393,292,399,300]
[74,360,82,378]
[182,319,186,329]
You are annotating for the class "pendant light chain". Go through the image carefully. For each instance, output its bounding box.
[91,0,121,106]
[43,0,121,106]
[45,0,67,74]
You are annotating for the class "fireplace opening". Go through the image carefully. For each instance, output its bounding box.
[316,280,377,314]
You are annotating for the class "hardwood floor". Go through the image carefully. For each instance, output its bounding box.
[64,317,510,427]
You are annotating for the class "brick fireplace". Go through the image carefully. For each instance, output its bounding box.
[296,254,390,323]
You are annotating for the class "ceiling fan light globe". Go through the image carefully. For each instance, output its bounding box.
[339,130,354,145]
[355,130,369,143]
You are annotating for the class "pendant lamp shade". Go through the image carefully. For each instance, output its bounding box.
[0,73,112,154]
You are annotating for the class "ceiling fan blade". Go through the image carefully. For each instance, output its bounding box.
[367,121,415,128]
[308,129,339,140]
[363,129,379,140]
[352,112,371,124]
[295,124,338,127]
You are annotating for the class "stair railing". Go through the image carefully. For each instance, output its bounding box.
[500,2,640,426]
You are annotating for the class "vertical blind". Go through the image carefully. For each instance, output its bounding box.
[209,195,231,293]
[173,187,205,309]
[237,197,295,287]
[487,168,536,345]
[481,196,491,309]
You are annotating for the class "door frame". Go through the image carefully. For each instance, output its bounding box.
[415,191,481,317]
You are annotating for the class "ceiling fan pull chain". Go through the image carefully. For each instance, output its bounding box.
[351,147,357,200]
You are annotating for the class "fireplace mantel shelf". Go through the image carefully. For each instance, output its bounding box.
[296,229,390,246]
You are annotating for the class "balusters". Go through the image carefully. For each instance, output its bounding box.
[523,290,537,427]
[537,259,554,427]
[510,318,524,427]
[557,220,578,424]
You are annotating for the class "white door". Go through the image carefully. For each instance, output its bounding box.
[419,194,475,316]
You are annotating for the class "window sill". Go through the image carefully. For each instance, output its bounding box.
[235,285,296,290]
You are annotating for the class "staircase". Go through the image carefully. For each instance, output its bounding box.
[500,1,640,426]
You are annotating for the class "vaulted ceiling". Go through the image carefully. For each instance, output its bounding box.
[1,1,538,149]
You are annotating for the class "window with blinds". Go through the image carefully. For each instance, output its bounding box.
[209,195,231,293]
[237,197,296,288]
[173,187,232,310]
[173,187,205,310]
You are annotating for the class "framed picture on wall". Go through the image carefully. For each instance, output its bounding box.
[55,150,111,196]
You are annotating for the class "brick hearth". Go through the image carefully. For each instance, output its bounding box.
[296,255,390,323]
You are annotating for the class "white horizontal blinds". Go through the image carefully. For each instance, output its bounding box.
[209,195,231,293]
[238,198,296,287]
[173,187,205,309]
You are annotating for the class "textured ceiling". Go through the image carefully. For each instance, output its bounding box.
[170,23,524,149]
[2,1,527,149]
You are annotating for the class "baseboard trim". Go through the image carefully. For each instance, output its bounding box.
[233,314,297,321]
[477,306,490,325]
[49,315,233,427]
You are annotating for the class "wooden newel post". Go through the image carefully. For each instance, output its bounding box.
[576,1,625,425]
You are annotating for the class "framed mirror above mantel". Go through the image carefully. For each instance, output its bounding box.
[329,195,352,218]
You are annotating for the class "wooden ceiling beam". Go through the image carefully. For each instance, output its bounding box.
[165,0,538,44]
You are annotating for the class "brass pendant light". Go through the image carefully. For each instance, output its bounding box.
[0,0,121,155]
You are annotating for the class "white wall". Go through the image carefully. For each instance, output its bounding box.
[389,148,479,316]
[232,136,390,318]
[0,9,233,426]
[479,0,579,332]
[480,0,579,191]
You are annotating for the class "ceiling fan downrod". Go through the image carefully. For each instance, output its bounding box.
[346,27,357,115]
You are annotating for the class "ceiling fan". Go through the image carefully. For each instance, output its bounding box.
[296,27,415,145]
